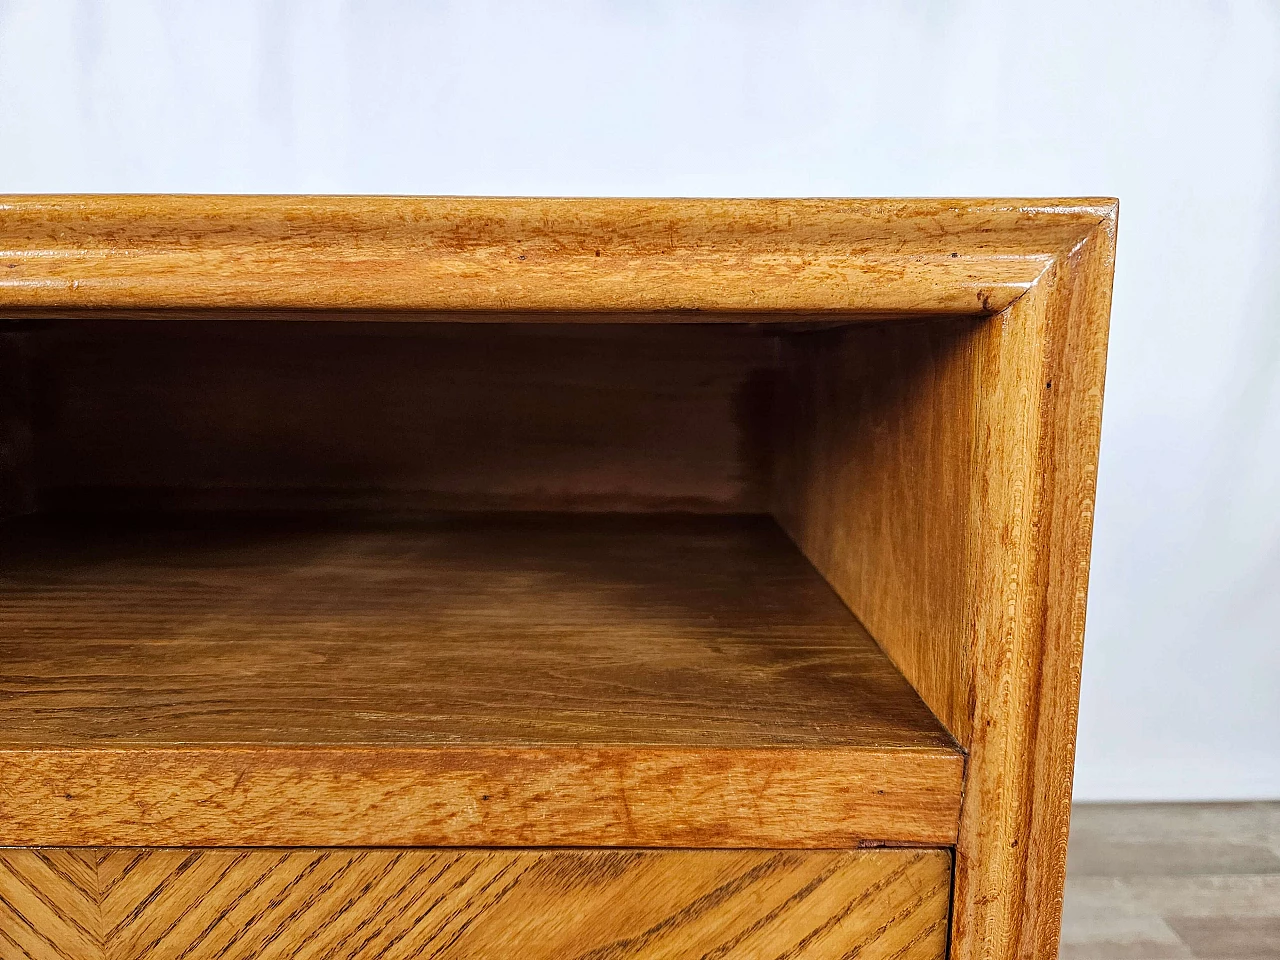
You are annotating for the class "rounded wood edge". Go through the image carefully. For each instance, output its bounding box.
[0,196,1114,317]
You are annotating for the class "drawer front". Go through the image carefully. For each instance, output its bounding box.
[0,848,950,960]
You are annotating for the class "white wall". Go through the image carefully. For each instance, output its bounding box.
[1,0,1277,801]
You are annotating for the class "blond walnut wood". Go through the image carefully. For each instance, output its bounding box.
[0,847,951,960]
[0,195,1112,317]
[0,513,961,847]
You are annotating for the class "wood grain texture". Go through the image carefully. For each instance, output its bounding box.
[773,317,981,742]
[772,205,1116,960]
[0,512,962,847]
[0,195,1112,317]
[0,196,1119,959]
[950,215,1116,960]
[26,321,779,514]
[0,847,951,960]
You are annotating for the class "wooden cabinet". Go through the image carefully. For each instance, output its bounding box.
[0,197,1116,959]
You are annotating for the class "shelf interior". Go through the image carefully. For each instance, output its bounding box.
[0,512,954,755]
[0,318,969,846]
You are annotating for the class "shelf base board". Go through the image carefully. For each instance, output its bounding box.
[1,511,962,847]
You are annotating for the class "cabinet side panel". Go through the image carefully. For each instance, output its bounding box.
[773,318,980,744]
[952,222,1114,960]
[773,217,1114,960]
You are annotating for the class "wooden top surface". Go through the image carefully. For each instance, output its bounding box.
[0,512,952,751]
[0,195,1115,317]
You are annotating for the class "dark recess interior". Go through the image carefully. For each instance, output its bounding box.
[4,321,788,516]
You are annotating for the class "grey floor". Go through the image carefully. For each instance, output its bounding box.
[1061,802,1280,959]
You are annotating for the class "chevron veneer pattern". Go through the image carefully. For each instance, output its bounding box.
[0,847,949,960]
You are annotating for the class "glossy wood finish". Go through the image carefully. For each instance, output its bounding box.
[0,847,952,960]
[0,195,1112,317]
[0,512,961,847]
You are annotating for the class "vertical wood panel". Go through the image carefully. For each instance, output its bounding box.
[773,212,1115,960]
[773,317,981,743]
[952,220,1116,960]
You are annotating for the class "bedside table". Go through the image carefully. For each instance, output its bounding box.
[0,196,1115,959]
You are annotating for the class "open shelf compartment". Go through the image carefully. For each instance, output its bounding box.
[1,319,962,849]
